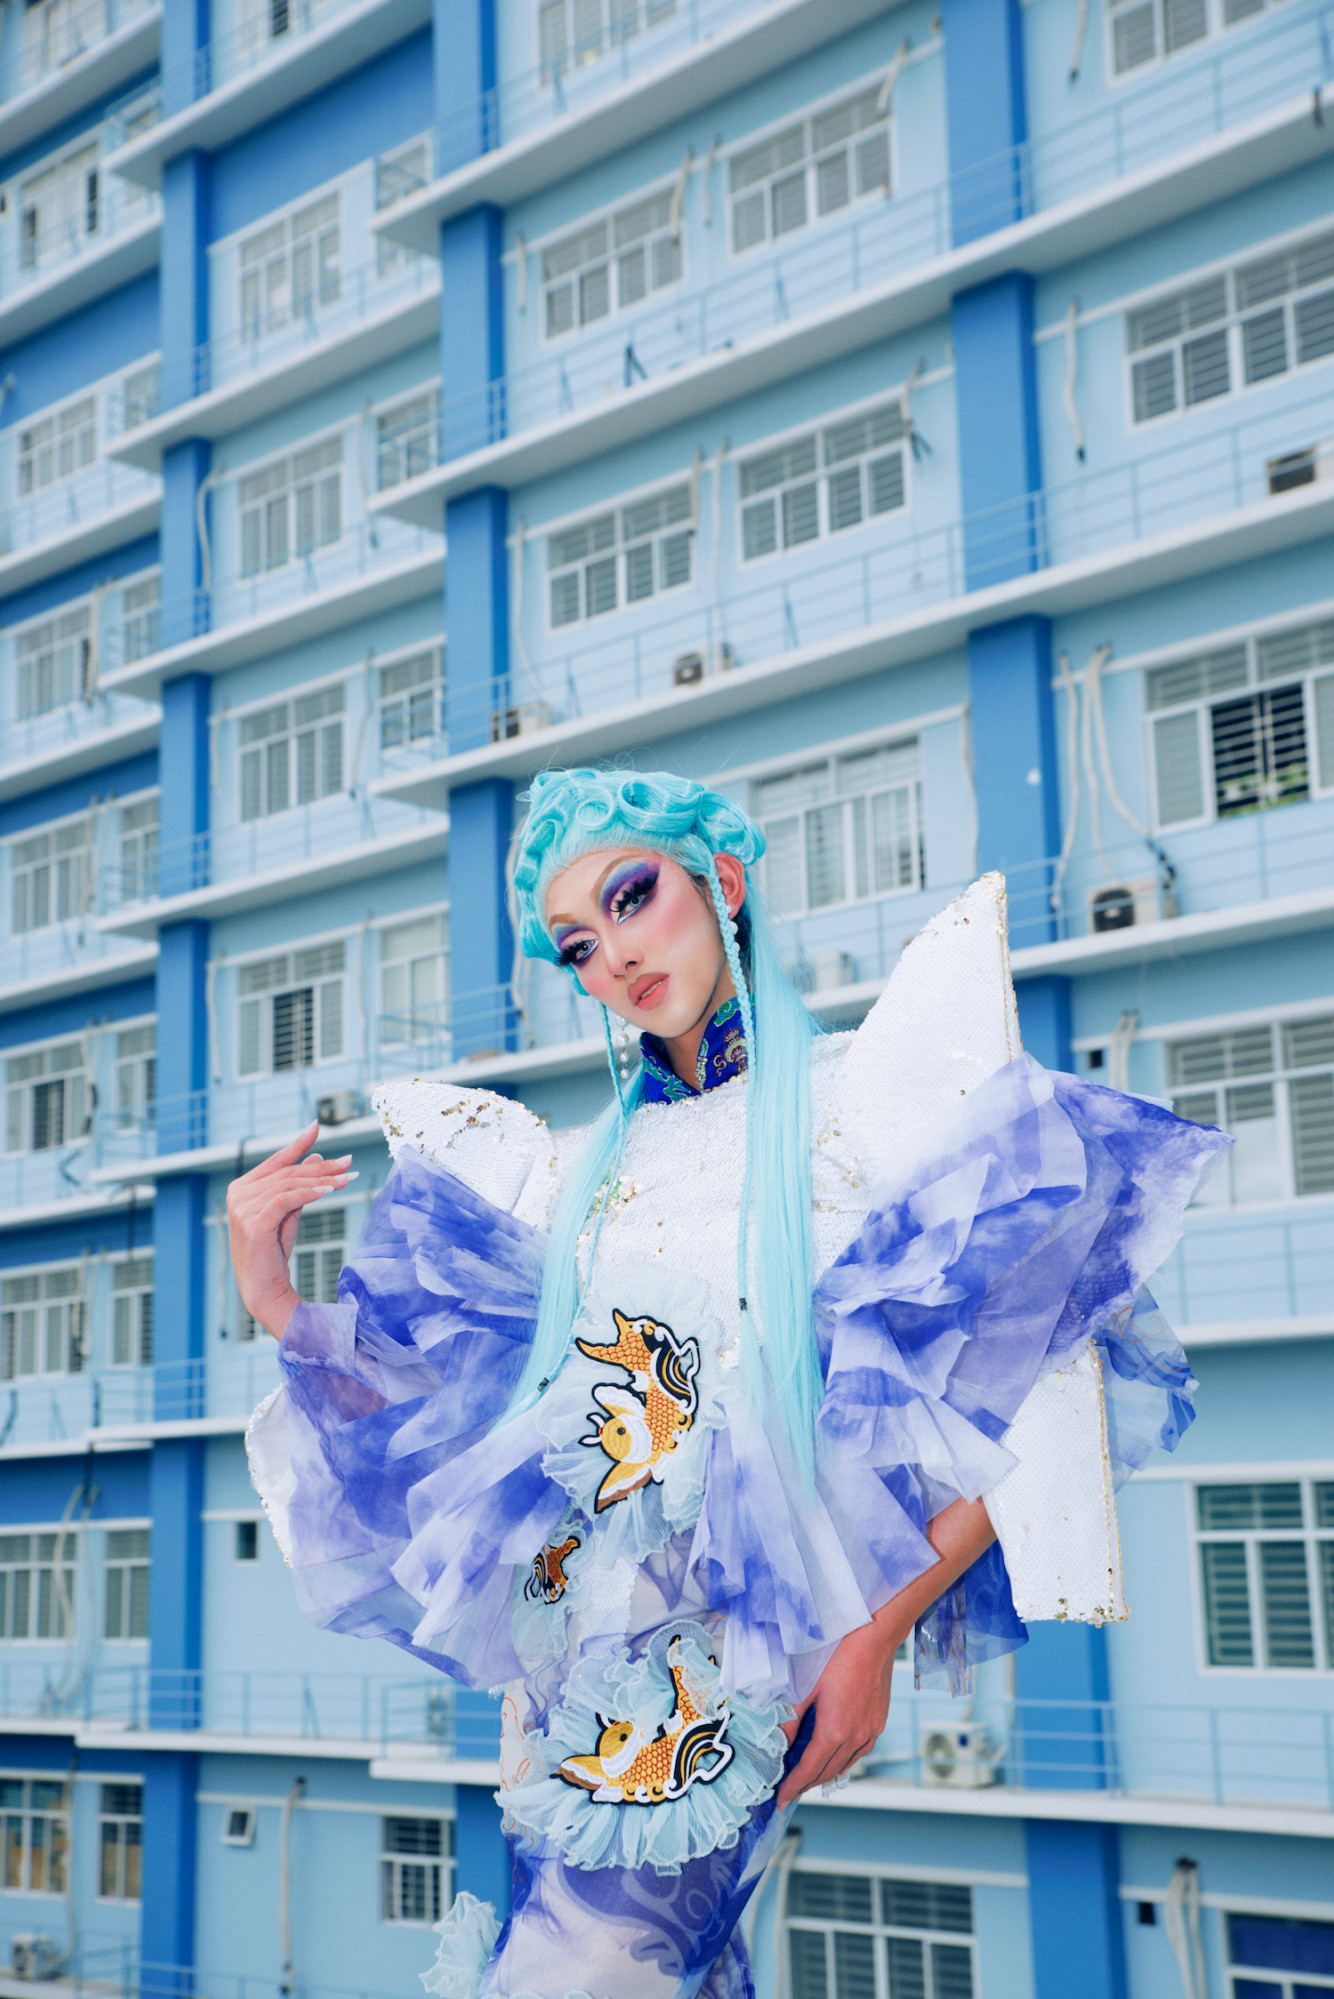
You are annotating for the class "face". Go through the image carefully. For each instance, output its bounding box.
[544,847,744,1041]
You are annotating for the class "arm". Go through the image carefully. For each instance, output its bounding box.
[227,1122,355,1339]
[777,1495,996,1806]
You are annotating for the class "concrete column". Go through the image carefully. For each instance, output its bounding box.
[940,0,1027,246]
[1024,1821,1127,1999]
[441,207,505,458]
[141,1753,201,1991]
[435,0,498,171]
[968,615,1059,948]
[953,275,1042,590]
[161,0,210,120]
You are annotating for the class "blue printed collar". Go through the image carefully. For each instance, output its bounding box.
[639,996,748,1104]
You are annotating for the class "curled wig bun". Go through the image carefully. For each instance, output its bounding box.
[514,767,765,962]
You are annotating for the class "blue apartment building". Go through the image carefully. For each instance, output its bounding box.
[0,0,1331,1995]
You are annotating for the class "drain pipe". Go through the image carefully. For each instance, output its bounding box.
[278,1775,307,1996]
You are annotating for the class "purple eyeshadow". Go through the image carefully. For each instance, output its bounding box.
[600,859,659,917]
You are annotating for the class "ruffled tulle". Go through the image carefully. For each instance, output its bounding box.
[257,1055,1224,1704]
[421,1892,502,1998]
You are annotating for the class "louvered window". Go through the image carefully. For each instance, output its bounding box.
[786,1872,975,1999]
[15,604,93,719]
[728,86,891,257]
[238,437,342,577]
[379,649,443,750]
[4,1040,87,1155]
[238,193,340,340]
[294,1205,345,1304]
[380,1814,454,1924]
[1,1267,85,1380]
[236,943,345,1077]
[542,189,681,340]
[1227,1911,1334,1996]
[1169,1014,1334,1202]
[547,485,692,627]
[1144,617,1334,827]
[112,1256,154,1368]
[9,817,92,932]
[740,402,907,561]
[377,392,438,489]
[380,910,449,1046]
[18,395,95,494]
[121,574,160,664]
[1195,1481,1334,1671]
[753,740,923,916]
[239,685,344,819]
[1126,228,1334,420]
[537,0,676,85]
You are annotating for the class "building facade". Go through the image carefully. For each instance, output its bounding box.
[0,0,1331,1995]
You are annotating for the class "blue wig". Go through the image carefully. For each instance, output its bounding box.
[510,767,823,1482]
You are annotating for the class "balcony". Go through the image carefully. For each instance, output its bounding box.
[0,691,160,804]
[0,455,160,593]
[0,173,161,349]
[0,0,159,156]
[0,921,157,1014]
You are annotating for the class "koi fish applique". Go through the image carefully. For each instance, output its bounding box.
[524,1533,581,1606]
[576,1309,701,1513]
[558,1634,733,1805]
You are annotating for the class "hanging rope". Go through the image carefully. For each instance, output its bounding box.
[1164,1860,1208,1999]
[1063,299,1086,462]
[1069,0,1090,81]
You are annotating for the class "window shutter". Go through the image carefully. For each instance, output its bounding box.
[1200,1542,1252,1664]
[1314,672,1334,790]
[321,720,343,796]
[266,738,290,815]
[1290,1072,1334,1195]
[1153,710,1204,824]
[296,729,317,805]
[240,748,262,822]
[319,978,344,1060]
[238,998,263,1076]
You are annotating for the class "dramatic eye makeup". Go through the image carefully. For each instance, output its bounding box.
[554,926,596,968]
[601,859,659,923]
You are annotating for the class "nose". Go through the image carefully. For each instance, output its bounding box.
[603,930,640,979]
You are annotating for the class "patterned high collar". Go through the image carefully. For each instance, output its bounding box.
[639,996,748,1104]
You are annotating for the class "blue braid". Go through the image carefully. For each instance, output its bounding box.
[705,862,756,1322]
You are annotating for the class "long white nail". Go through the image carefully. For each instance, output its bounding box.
[337,1171,359,1182]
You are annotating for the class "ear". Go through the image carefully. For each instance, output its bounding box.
[713,852,746,920]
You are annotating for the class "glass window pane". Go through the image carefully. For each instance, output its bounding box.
[783,482,820,548]
[1200,1542,1253,1665]
[742,500,777,561]
[790,1930,829,1999]
[1259,1541,1315,1667]
[1182,329,1230,404]
[1295,287,1334,365]
[932,1943,975,1999]
[1241,309,1289,384]
[805,804,846,907]
[771,170,808,237]
[1153,711,1204,824]
[788,1874,874,1923]
[828,465,863,533]
[1132,350,1177,421]
[1198,1483,1302,1530]
[886,1934,927,1999]
[1163,0,1207,49]
[1290,1073,1334,1196]
[833,1930,876,1998]
[868,452,905,515]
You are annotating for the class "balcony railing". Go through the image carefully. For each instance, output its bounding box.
[121,0,392,126]
[0,458,159,560]
[0,687,159,783]
[0,180,159,305]
[2,0,156,106]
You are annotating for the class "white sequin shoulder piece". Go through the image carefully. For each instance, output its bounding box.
[371,1080,558,1231]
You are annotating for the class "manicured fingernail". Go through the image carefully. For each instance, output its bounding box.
[337,1171,359,1183]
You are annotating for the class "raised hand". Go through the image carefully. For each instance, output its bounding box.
[225,1122,355,1340]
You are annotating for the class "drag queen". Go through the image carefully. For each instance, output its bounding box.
[231,768,1225,1999]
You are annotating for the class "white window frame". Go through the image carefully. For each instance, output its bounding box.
[236,430,345,580]
[109,1015,156,1131]
[3,1035,89,1156]
[119,568,161,666]
[114,793,159,907]
[1144,615,1334,830]
[102,1526,150,1642]
[1105,0,1288,82]
[750,736,924,919]
[538,176,683,343]
[1189,1476,1334,1675]
[15,136,100,277]
[233,938,350,1080]
[544,476,695,631]
[96,1782,143,1904]
[11,598,94,721]
[0,1774,70,1892]
[0,1262,86,1381]
[237,188,341,343]
[237,681,346,820]
[736,392,911,565]
[1224,1906,1334,1996]
[375,136,432,276]
[380,1812,454,1926]
[378,904,450,1049]
[537,0,677,86]
[375,384,440,491]
[16,389,97,496]
[8,807,95,933]
[0,1532,78,1642]
[1124,225,1334,428]
[783,1864,978,1999]
[376,643,444,753]
[1167,1012,1334,1206]
[111,1255,154,1368]
[724,74,894,261]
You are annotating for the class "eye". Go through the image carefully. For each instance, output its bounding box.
[557,935,596,968]
[609,868,658,922]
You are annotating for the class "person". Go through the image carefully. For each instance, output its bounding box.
[231,767,1226,1999]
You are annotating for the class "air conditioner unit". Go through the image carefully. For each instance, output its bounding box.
[672,644,735,688]
[1267,440,1334,495]
[316,1091,363,1127]
[920,1726,1000,1789]
[1088,877,1176,934]
[490,701,556,741]
[221,1806,257,1847]
[11,1936,62,1980]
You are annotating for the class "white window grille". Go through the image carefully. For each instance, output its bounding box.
[1195,1480,1334,1670]
[19,142,99,275]
[377,392,438,489]
[728,88,890,257]
[1,1267,85,1379]
[15,605,93,719]
[1225,1910,1334,1994]
[121,574,161,665]
[538,0,676,83]
[381,1815,452,1925]
[237,943,346,1077]
[542,189,681,339]
[0,1778,69,1890]
[0,1538,77,1641]
[10,817,93,932]
[113,1024,156,1130]
[21,0,111,82]
[117,798,159,904]
[1145,618,1334,827]
[239,193,340,340]
[4,1040,88,1153]
[112,1257,154,1367]
[120,363,160,431]
[238,0,296,63]
[18,395,96,494]
[752,740,923,916]
[294,1205,345,1304]
[98,1784,143,1902]
[380,911,449,1046]
[103,1529,149,1640]
[786,1872,976,1999]
[375,138,430,274]
[378,649,442,751]
[1170,1015,1334,1204]
[239,685,344,819]
[1127,231,1334,422]
[740,403,907,561]
[1109,0,1287,75]
[547,484,692,628]
[238,436,342,576]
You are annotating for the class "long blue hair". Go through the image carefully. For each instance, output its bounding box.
[509,767,823,1481]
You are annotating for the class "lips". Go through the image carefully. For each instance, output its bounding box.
[628,974,667,1009]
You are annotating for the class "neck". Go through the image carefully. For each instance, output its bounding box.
[658,963,736,1088]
